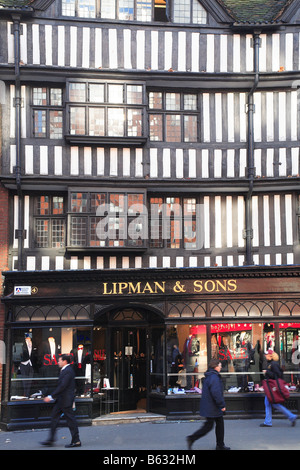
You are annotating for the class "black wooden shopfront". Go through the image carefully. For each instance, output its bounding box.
[2,265,300,430]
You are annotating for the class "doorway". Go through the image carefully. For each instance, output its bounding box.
[113,327,147,411]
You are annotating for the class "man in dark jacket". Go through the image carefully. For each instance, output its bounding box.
[186,359,230,450]
[40,354,81,448]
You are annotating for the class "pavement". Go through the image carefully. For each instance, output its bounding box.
[0,413,299,455]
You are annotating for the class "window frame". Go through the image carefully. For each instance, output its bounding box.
[31,87,64,140]
[67,188,147,251]
[33,195,66,249]
[65,80,147,146]
[148,91,199,143]
[149,195,198,250]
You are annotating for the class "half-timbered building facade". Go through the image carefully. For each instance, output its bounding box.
[1,0,300,429]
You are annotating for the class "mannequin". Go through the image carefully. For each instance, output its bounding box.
[20,334,35,397]
[71,344,90,395]
[183,334,195,389]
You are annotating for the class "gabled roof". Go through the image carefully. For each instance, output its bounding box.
[217,0,296,24]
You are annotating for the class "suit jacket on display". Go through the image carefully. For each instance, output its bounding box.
[51,364,76,409]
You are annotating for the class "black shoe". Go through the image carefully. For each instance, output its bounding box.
[65,441,81,448]
[291,418,297,427]
[40,440,54,446]
[216,445,231,450]
[259,423,272,427]
[186,436,193,450]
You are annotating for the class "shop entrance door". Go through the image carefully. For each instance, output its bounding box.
[113,327,147,411]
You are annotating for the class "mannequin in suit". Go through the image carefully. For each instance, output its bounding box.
[20,334,36,397]
[183,334,195,389]
[41,354,81,448]
[71,344,88,395]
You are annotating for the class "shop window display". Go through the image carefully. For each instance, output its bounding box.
[10,327,92,400]
[279,323,300,386]
[166,324,207,394]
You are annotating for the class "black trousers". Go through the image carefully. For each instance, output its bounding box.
[189,416,224,447]
[49,402,80,443]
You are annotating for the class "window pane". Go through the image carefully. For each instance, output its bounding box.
[127,108,142,136]
[166,93,181,110]
[119,0,134,20]
[100,0,116,18]
[90,217,104,246]
[136,0,152,21]
[52,219,65,248]
[36,196,50,215]
[110,194,125,213]
[35,219,49,247]
[34,110,46,137]
[149,92,163,109]
[193,0,207,24]
[50,89,62,106]
[149,114,163,141]
[184,94,197,110]
[53,197,64,215]
[128,194,144,213]
[90,193,106,211]
[70,107,86,134]
[184,115,197,142]
[71,217,87,246]
[69,83,86,102]
[71,193,88,213]
[107,108,124,136]
[78,0,96,18]
[108,85,124,104]
[173,0,190,23]
[127,85,143,105]
[50,110,63,139]
[62,0,75,16]
[166,114,181,142]
[33,88,47,106]
[108,217,126,247]
[89,108,105,136]
[184,198,197,249]
[89,84,105,103]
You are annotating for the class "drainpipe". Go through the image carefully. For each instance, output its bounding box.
[12,14,24,271]
[245,31,261,266]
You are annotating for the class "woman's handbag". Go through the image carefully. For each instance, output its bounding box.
[262,378,290,404]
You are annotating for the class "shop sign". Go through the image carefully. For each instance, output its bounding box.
[101,279,238,295]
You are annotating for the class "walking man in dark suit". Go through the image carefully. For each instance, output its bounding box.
[41,354,81,448]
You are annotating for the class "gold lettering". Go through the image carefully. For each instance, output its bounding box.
[154,281,165,293]
[204,280,215,292]
[193,280,203,293]
[142,282,154,294]
[228,279,237,292]
[118,282,128,294]
[112,283,118,294]
[103,283,112,295]
[215,280,227,292]
[128,282,141,294]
